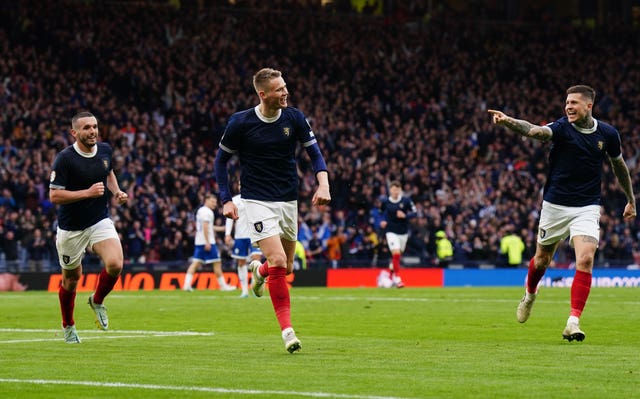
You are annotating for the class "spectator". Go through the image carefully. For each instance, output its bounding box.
[2,229,20,272]
[435,230,453,267]
[326,227,347,269]
[499,225,526,267]
[26,228,48,272]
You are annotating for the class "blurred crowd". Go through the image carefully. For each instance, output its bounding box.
[1,1,640,272]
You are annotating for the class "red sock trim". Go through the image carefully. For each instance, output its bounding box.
[258,261,269,277]
[93,269,119,304]
[267,267,291,331]
[391,253,401,275]
[526,257,546,294]
[58,285,76,328]
[570,270,592,317]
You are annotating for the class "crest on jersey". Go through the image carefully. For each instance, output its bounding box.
[539,228,546,239]
[283,127,290,137]
[254,222,264,233]
[50,171,56,183]
[102,158,109,170]
[597,141,604,150]
[63,255,70,264]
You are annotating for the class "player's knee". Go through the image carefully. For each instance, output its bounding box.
[534,253,552,268]
[63,276,80,291]
[267,253,287,268]
[575,253,594,269]
[104,261,123,276]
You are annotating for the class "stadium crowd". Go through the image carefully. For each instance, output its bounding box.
[1,1,640,272]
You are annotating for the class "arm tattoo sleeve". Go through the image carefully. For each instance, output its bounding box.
[503,118,552,142]
[610,156,636,203]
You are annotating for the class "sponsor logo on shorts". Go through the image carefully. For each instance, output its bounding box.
[254,222,263,233]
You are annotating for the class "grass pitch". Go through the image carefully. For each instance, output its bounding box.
[0,287,638,399]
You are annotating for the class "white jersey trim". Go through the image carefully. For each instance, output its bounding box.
[254,105,281,123]
[571,119,598,134]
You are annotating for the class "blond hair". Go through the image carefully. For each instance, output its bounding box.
[253,68,282,93]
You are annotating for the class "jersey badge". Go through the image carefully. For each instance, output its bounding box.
[283,127,290,137]
[102,158,109,170]
[50,171,56,182]
[597,141,604,150]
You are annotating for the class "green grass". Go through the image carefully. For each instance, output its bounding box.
[0,287,638,398]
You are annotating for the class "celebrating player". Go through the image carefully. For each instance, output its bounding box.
[50,111,128,343]
[489,84,636,341]
[215,67,331,353]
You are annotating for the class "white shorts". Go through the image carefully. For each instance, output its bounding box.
[538,201,600,247]
[56,218,119,270]
[243,199,298,244]
[385,232,409,252]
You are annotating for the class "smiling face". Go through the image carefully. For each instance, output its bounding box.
[71,115,99,152]
[565,92,592,125]
[260,76,289,114]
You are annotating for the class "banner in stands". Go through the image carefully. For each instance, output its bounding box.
[0,268,638,291]
[443,268,640,287]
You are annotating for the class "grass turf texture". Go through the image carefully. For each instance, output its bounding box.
[0,287,638,399]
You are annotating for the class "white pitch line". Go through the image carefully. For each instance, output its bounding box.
[0,328,214,344]
[0,328,214,335]
[0,378,422,399]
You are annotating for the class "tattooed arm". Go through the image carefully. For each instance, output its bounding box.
[609,155,637,221]
[488,109,552,142]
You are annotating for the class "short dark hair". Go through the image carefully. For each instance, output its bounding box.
[390,180,402,188]
[71,111,96,128]
[567,85,595,102]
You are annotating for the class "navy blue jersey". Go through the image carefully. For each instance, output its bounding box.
[543,117,622,207]
[49,143,113,230]
[381,196,417,234]
[219,106,318,201]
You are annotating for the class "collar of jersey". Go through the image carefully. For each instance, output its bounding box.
[571,118,598,134]
[254,105,282,123]
[73,142,97,157]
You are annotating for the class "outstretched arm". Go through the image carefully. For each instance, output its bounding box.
[488,109,552,142]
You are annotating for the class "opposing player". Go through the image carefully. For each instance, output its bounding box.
[225,189,263,298]
[489,84,636,341]
[50,111,128,343]
[379,181,417,288]
[215,67,331,353]
[183,193,236,292]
